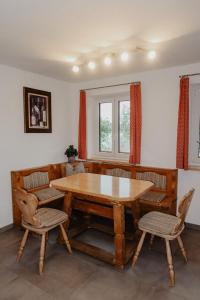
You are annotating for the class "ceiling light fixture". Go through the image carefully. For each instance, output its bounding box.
[120,51,129,62]
[88,61,96,70]
[104,56,112,66]
[147,50,157,60]
[72,65,80,73]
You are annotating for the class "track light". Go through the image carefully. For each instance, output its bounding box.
[88,61,96,70]
[72,65,80,73]
[120,51,129,62]
[147,50,156,60]
[104,56,112,66]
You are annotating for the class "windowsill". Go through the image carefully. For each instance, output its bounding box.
[188,165,200,171]
[89,156,128,162]
[87,156,139,166]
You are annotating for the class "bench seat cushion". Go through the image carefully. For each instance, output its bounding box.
[23,208,68,229]
[139,191,166,203]
[139,211,181,236]
[33,187,64,204]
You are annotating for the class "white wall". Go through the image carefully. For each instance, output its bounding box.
[0,64,74,228]
[1,62,200,228]
[71,62,200,225]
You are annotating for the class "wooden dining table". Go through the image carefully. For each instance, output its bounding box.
[50,173,153,268]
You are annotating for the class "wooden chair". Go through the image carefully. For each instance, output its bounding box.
[15,189,72,274]
[132,189,195,286]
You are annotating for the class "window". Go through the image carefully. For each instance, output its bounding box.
[99,102,112,152]
[189,83,200,167]
[97,95,130,159]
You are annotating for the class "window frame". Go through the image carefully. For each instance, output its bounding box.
[94,94,130,161]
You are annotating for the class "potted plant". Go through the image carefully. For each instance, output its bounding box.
[64,145,78,163]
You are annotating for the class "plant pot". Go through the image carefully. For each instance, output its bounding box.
[68,156,75,163]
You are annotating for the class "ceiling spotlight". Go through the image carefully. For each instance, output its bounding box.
[147,50,157,60]
[120,51,129,62]
[104,56,112,66]
[88,61,96,70]
[72,65,80,73]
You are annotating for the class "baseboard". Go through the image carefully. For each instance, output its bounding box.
[0,223,14,233]
[185,222,200,231]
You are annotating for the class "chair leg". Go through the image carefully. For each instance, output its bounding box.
[149,234,155,249]
[39,233,46,275]
[132,231,146,268]
[16,229,29,262]
[177,235,187,263]
[60,224,72,254]
[165,239,175,287]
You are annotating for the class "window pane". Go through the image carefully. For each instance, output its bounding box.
[119,101,130,153]
[99,102,112,152]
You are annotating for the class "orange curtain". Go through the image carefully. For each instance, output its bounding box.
[78,90,87,159]
[176,77,189,170]
[129,83,142,164]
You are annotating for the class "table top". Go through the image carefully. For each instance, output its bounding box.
[50,173,153,204]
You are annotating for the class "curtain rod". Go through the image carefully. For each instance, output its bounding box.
[179,72,200,78]
[81,81,140,92]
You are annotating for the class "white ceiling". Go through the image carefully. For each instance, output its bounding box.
[1,0,200,82]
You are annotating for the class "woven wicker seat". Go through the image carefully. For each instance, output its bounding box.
[15,189,72,274]
[132,189,195,287]
[23,208,68,229]
[139,211,182,237]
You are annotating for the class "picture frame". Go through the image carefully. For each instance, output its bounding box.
[23,87,52,133]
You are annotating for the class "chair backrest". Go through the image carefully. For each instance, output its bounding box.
[178,188,195,225]
[173,189,195,234]
[15,189,40,227]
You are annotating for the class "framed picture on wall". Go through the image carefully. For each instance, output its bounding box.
[23,87,52,133]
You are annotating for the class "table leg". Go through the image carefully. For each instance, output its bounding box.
[131,199,142,240]
[113,204,125,269]
[131,199,141,231]
[58,192,73,243]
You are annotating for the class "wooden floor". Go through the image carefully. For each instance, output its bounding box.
[0,226,200,300]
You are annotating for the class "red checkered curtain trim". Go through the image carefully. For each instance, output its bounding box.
[176,77,189,170]
[129,83,142,164]
[78,90,87,159]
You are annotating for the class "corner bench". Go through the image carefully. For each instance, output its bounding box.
[11,161,177,226]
